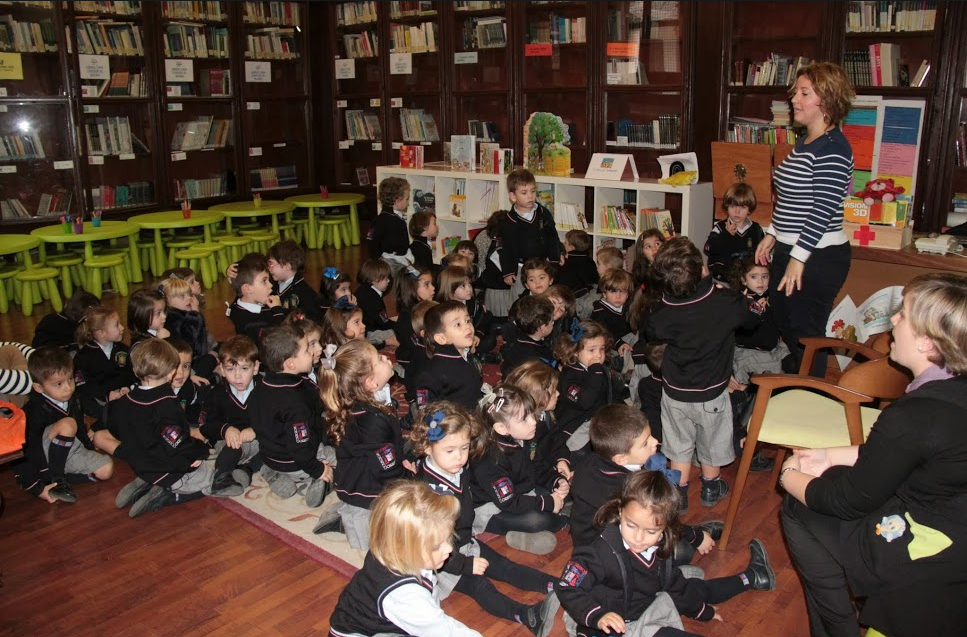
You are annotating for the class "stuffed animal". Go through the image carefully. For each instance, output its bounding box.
[854,178,905,205]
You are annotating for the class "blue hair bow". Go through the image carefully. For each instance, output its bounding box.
[333,296,356,311]
[425,410,446,442]
[324,267,340,280]
[568,317,584,343]
[644,452,682,488]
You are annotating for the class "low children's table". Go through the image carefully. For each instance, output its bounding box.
[30,221,143,284]
[209,200,294,235]
[284,193,364,249]
[0,234,40,269]
[128,210,225,277]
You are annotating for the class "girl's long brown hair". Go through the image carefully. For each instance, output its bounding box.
[318,340,390,446]
[593,470,680,559]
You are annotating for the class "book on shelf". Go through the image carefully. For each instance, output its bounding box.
[475,180,500,219]
[460,15,507,50]
[198,67,231,96]
[356,166,371,186]
[74,1,140,15]
[468,120,498,142]
[75,19,144,56]
[440,235,462,254]
[556,201,587,230]
[0,131,46,160]
[478,142,499,173]
[845,1,937,33]
[399,144,425,168]
[912,59,930,87]
[345,110,382,140]
[162,1,227,21]
[450,134,475,171]
[85,116,143,155]
[448,194,466,219]
[641,208,675,239]
[0,198,30,220]
[243,1,301,26]
[0,15,57,53]
[163,23,230,58]
[251,165,298,191]
[36,189,73,217]
[174,172,234,201]
[246,27,299,60]
[337,1,378,27]
[600,205,636,235]
[536,183,554,212]
[388,20,438,54]
[342,31,378,58]
[170,116,232,151]
[89,181,155,209]
[399,109,440,142]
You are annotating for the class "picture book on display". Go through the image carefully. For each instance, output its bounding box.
[400,144,425,168]
[450,134,475,171]
[641,208,675,238]
[356,167,371,186]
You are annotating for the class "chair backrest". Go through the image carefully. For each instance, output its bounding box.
[838,356,910,405]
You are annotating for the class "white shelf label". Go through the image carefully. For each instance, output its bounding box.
[79,54,110,80]
[372,142,382,150]
[247,101,261,110]
[167,103,183,111]
[334,58,356,80]
[119,153,135,161]
[171,151,187,161]
[390,97,402,108]
[273,142,286,148]
[0,165,16,174]
[390,52,413,75]
[165,58,194,82]
[244,61,271,83]
[53,160,73,170]
[88,155,104,165]
[454,52,478,65]
[338,140,351,149]
[336,99,348,108]
[0,88,7,97]
[392,142,403,149]
[420,141,432,146]
[0,105,6,113]
[249,146,263,156]
[616,135,629,145]
[369,98,380,107]
[83,104,99,114]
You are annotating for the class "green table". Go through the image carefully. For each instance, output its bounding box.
[31,220,143,284]
[128,210,225,277]
[0,234,39,269]
[209,200,294,235]
[285,193,364,249]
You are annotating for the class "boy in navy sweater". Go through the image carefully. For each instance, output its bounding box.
[227,253,288,342]
[369,176,412,276]
[703,182,765,284]
[498,169,560,288]
[557,230,599,298]
[355,258,399,348]
[501,294,555,376]
[267,239,322,322]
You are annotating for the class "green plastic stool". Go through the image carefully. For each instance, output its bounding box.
[94,246,134,279]
[173,248,216,289]
[319,216,351,250]
[166,236,203,270]
[135,239,157,274]
[288,216,310,246]
[215,235,255,264]
[44,254,84,298]
[15,267,63,316]
[84,255,128,298]
[0,265,20,314]
[245,230,279,253]
[193,242,228,279]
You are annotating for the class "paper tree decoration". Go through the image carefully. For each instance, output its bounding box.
[523,112,570,175]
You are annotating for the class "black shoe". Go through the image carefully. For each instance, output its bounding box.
[129,485,177,518]
[746,539,776,591]
[48,479,77,504]
[116,477,151,508]
[749,450,775,473]
[677,483,689,513]
[673,538,696,566]
[312,508,344,535]
[523,591,560,637]
[699,476,730,507]
[210,471,244,497]
[698,519,724,542]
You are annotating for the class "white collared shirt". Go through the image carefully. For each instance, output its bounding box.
[237,299,262,313]
[42,393,69,412]
[278,276,294,294]
[98,342,114,359]
[230,379,255,404]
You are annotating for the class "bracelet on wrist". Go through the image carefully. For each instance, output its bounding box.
[779,466,797,490]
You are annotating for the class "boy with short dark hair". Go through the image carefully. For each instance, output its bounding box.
[248,325,334,508]
[704,182,765,283]
[355,258,399,348]
[503,257,557,344]
[568,403,722,563]
[591,268,635,368]
[408,210,438,271]
[15,347,114,503]
[501,295,556,376]
[166,337,203,429]
[267,239,322,322]
[400,300,436,405]
[499,169,559,288]
[557,230,599,298]
[227,252,288,342]
[646,237,763,512]
[413,301,483,411]
[370,176,412,276]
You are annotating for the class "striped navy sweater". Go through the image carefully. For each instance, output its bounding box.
[770,127,853,263]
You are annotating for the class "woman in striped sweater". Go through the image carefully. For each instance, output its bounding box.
[755,61,854,376]
[0,342,34,407]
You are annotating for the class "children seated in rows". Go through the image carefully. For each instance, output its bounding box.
[227,253,288,343]
[267,239,322,322]
[501,295,556,376]
[355,258,399,349]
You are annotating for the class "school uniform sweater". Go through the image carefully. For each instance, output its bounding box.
[73,341,136,417]
[198,378,258,442]
[556,524,716,634]
[703,219,765,282]
[355,285,395,333]
[413,344,482,411]
[276,275,323,323]
[479,232,510,290]
[369,207,409,259]
[409,236,435,271]
[173,378,201,427]
[554,362,611,438]
[469,432,556,514]
[248,371,326,479]
[645,276,762,403]
[16,390,95,496]
[418,458,478,576]
[392,307,415,364]
[734,291,782,351]
[165,307,213,360]
[227,299,288,343]
[591,299,632,342]
[108,384,209,485]
[531,410,570,489]
[500,334,554,377]
[402,334,430,403]
[557,251,599,298]
[32,312,79,350]
[333,402,403,509]
[465,297,493,341]
[498,204,560,277]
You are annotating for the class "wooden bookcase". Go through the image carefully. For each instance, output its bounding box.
[0,0,316,230]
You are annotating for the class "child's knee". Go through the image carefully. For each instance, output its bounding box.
[93,458,114,480]
[52,416,78,437]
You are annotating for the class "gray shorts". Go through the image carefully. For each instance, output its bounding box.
[484,288,515,318]
[566,420,591,452]
[660,389,735,467]
[367,329,396,346]
[339,502,372,551]
[42,425,111,476]
[732,342,791,385]
[212,439,260,465]
[169,462,215,496]
[564,592,683,637]
[284,443,337,483]
[575,291,600,320]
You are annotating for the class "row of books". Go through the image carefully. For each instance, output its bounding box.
[606,115,680,149]
[951,193,967,213]
[399,144,425,169]
[467,120,498,143]
[82,70,147,97]
[725,120,798,145]
[76,19,144,56]
[195,67,231,96]
[34,190,73,218]
[73,1,139,15]
[845,47,928,87]
[162,2,227,21]
[89,181,155,209]
[388,1,436,19]
[478,142,513,174]
[845,1,937,33]
[556,202,587,231]
[454,2,504,11]
[345,109,382,140]
[641,208,675,239]
[336,1,377,27]
[770,100,791,126]
[731,54,811,87]
[163,23,230,58]
[245,27,299,60]
[170,116,233,151]
[388,20,437,54]
[0,198,31,220]
[600,205,636,236]
[956,127,967,169]
[605,5,644,43]
[250,164,297,191]
[459,15,506,50]
[399,108,440,142]
[0,132,46,160]
[174,172,234,201]
[342,31,377,58]
[0,16,56,53]
[527,15,587,45]
[84,116,150,155]
[242,1,300,27]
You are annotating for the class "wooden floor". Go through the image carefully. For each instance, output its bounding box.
[0,241,812,637]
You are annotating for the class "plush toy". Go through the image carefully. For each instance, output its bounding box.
[854,178,905,205]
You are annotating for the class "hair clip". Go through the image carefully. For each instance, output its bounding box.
[323,267,340,280]
[569,317,584,343]
[425,410,446,442]
[405,265,421,279]
[319,343,337,370]
[333,296,356,311]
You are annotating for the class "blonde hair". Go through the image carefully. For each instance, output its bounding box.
[903,273,967,375]
[74,306,120,345]
[369,481,460,576]
[318,340,390,446]
[130,337,179,381]
[159,277,193,302]
[503,360,559,411]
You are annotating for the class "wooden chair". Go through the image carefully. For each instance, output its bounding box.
[719,336,911,549]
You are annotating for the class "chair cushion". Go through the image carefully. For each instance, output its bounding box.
[758,389,882,449]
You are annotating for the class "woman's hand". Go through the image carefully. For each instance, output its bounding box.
[597,612,626,634]
[782,453,802,473]
[778,258,805,297]
[797,449,832,478]
[755,235,776,266]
